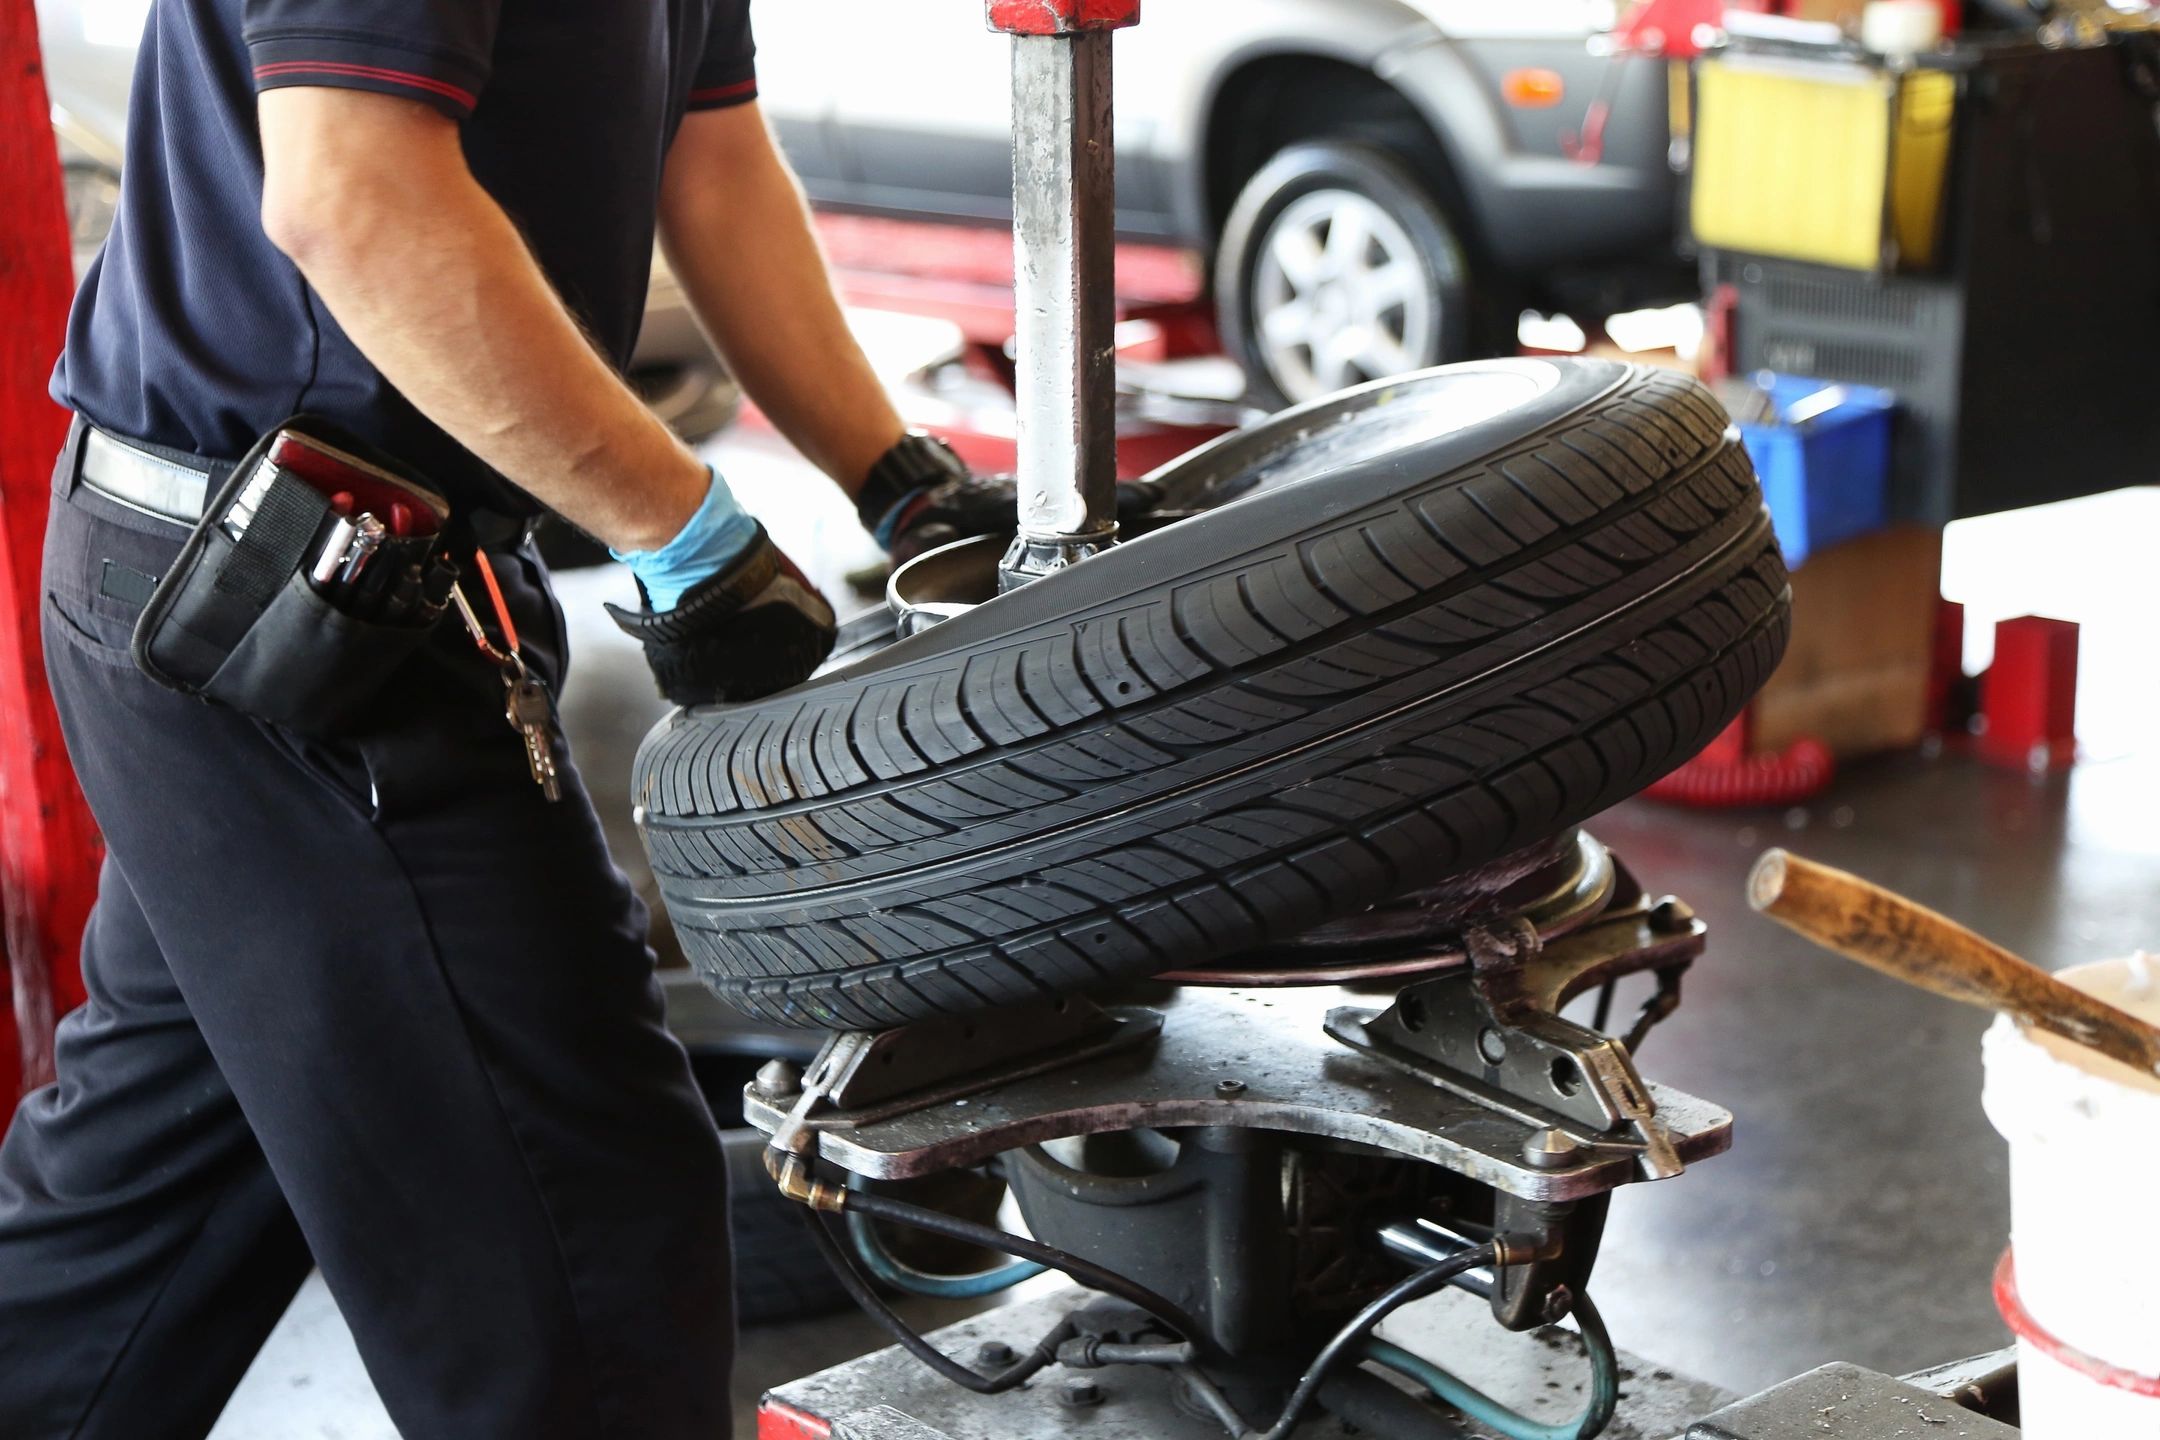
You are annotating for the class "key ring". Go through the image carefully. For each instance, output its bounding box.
[452,548,564,802]
[450,550,525,677]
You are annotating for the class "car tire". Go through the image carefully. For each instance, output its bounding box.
[635,360,1790,1030]
[1217,141,1475,409]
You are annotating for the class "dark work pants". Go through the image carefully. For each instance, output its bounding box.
[0,434,734,1439]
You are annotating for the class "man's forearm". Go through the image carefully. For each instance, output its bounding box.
[658,105,905,498]
[258,88,706,552]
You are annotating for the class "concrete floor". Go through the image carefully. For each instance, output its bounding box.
[206,398,2160,1434]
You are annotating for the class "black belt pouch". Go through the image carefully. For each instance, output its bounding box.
[131,417,453,737]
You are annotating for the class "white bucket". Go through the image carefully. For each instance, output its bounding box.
[1981,953,2160,1438]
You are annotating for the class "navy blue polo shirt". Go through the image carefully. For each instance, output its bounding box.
[52,0,758,517]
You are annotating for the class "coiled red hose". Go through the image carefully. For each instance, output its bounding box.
[1644,736,1836,809]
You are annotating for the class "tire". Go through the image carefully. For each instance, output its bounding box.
[1216,141,1474,409]
[635,359,1791,1030]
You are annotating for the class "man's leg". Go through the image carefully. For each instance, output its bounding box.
[13,477,733,1439]
[0,855,312,1440]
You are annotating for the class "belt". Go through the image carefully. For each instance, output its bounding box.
[78,426,226,527]
[72,419,536,549]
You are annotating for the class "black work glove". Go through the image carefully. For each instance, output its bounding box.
[605,523,836,707]
[857,432,1004,565]
[857,432,1166,566]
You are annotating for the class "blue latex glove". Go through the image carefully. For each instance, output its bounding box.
[609,466,760,613]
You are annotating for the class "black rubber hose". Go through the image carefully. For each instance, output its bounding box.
[843,1186,1209,1345]
[799,1208,1068,1395]
[1245,1242,1499,1440]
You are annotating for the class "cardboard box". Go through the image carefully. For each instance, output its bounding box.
[1751,524,1942,757]
[1785,0,1867,24]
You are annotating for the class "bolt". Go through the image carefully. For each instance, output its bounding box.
[1476,1027,1509,1067]
[1215,1078,1247,1097]
[1522,1127,1583,1170]
[1543,1284,1576,1324]
[1650,896,1695,933]
[751,1058,802,1100]
[1058,1379,1106,1409]
[975,1340,1017,1368]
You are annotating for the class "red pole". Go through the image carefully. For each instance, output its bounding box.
[1,0,102,1116]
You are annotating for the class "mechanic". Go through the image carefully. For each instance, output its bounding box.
[0,1,1014,1436]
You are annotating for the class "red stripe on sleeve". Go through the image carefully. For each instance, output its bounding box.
[688,78,758,104]
[253,61,478,111]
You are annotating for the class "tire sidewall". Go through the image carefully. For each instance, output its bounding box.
[638,362,1795,1028]
[1215,140,1473,410]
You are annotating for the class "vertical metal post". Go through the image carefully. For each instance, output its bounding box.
[996,20,1126,590]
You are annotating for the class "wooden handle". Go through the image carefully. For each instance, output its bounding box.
[1748,848,2160,1079]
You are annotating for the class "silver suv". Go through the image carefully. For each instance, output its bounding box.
[757,0,1687,404]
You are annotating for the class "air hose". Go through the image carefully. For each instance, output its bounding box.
[1363,1289,1620,1440]
[844,1184,1046,1299]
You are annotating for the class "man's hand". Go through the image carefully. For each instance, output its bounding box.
[606,472,836,706]
[857,433,1167,565]
[877,472,1026,565]
[606,530,835,707]
[855,432,1010,565]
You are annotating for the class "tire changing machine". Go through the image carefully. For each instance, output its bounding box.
[738,5,2022,1435]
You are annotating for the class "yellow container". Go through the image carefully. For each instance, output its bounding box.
[1691,53,1956,272]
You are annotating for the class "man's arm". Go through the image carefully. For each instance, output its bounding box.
[257,86,707,552]
[655,103,906,498]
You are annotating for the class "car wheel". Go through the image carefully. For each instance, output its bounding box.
[634,359,1791,1029]
[1217,141,1473,409]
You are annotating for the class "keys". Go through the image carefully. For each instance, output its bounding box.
[504,667,563,803]
[452,567,560,802]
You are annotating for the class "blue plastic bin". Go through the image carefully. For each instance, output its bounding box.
[1737,375,1896,568]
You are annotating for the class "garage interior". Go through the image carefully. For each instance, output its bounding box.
[9,0,2160,1437]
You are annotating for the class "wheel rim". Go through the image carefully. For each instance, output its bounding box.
[874,361,1559,649]
[1251,187,1437,402]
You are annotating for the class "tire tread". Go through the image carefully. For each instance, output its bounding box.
[636,367,1791,1026]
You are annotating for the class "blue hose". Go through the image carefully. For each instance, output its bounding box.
[1364,1290,1619,1440]
[844,1201,1046,1300]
